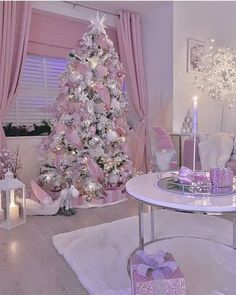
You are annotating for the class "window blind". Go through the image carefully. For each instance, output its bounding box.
[5,54,66,126]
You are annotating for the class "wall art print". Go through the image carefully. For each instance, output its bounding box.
[187,38,205,73]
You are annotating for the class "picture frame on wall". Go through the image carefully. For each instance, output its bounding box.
[187,38,205,73]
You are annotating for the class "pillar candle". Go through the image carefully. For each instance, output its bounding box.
[193,96,198,134]
[9,190,19,223]
[9,204,19,223]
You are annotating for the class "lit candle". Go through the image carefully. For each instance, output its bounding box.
[193,96,198,134]
[9,190,19,223]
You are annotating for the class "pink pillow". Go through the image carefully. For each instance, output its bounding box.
[152,126,174,150]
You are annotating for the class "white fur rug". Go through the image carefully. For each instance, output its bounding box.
[52,210,236,295]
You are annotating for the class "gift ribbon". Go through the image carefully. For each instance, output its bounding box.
[132,250,177,280]
[178,166,207,184]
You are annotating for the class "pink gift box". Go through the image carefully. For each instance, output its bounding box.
[130,250,186,295]
[104,189,122,203]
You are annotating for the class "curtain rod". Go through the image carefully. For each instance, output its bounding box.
[63,1,119,17]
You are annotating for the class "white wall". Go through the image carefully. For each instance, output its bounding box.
[173,1,236,134]
[142,2,173,154]
[32,1,116,27]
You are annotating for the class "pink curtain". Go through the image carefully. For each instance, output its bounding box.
[117,11,151,172]
[0,1,32,151]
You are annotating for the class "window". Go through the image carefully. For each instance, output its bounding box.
[5,54,67,126]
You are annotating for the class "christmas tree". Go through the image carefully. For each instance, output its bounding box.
[38,14,133,205]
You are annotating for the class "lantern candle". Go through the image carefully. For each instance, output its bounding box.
[9,190,19,223]
[192,96,198,172]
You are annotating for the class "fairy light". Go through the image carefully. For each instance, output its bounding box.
[194,40,236,109]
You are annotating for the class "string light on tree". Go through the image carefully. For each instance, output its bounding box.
[38,13,133,205]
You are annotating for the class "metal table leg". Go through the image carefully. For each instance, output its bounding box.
[233,213,236,249]
[139,202,144,249]
[150,206,155,241]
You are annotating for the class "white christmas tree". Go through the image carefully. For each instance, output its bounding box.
[38,14,133,204]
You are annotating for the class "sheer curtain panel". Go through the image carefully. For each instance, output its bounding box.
[0,1,32,150]
[117,11,151,172]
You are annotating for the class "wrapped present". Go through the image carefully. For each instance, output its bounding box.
[104,189,122,203]
[130,250,186,295]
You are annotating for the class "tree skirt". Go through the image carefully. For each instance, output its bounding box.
[52,210,236,295]
[74,194,128,209]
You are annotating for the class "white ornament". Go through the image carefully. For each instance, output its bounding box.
[106,131,118,143]
[110,174,119,184]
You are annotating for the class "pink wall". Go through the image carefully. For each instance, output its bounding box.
[28,9,119,58]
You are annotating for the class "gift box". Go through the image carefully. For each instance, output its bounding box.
[130,250,186,295]
[104,189,122,203]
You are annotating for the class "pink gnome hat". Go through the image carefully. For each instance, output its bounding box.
[30,180,52,205]
[152,126,174,150]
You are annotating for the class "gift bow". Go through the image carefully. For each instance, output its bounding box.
[178,166,207,185]
[133,250,177,280]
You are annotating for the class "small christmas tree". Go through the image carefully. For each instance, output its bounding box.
[38,14,133,204]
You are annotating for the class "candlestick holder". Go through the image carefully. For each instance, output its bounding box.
[192,132,197,173]
[192,96,198,172]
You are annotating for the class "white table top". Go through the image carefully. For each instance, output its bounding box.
[126,172,236,213]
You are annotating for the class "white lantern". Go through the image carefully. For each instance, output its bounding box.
[0,171,26,230]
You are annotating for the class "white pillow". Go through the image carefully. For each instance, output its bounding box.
[199,133,233,171]
[230,136,236,160]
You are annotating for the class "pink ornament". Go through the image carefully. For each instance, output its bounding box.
[89,126,96,136]
[116,126,126,136]
[96,65,108,80]
[94,102,105,113]
[56,93,66,106]
[96,34,108,50]
[65,129,82,148]
[93,83,111,110]
[76,62,88,75]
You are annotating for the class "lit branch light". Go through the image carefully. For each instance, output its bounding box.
[194,39,236,110]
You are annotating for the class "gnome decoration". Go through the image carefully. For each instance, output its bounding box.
[59,178,80,216]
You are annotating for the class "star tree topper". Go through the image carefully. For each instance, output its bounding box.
[88,12,107,35]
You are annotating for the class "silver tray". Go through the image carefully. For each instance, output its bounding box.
[157,176,236,197]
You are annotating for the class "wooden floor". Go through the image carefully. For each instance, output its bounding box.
[0,199,139,295]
